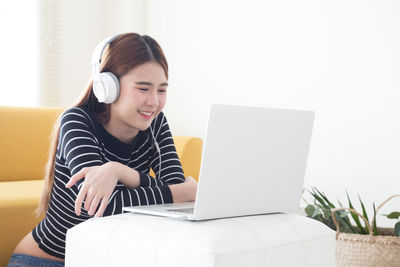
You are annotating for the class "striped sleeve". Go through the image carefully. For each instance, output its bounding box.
[111,184,173,213]
[139,112,186,187]
[58,108,103,187]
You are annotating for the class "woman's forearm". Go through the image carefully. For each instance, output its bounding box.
[112,161,140,188]
[112,161,198,203]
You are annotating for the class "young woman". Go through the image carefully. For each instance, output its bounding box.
[8,33,197,267]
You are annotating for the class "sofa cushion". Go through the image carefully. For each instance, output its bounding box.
[0,180,45,265]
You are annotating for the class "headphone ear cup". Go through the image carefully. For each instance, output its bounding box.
[93,77,106,103]
[95,72,120,104]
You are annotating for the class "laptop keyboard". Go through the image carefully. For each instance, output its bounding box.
[166,208,194,214]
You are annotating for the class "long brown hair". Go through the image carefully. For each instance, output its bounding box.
[36,33,169,216]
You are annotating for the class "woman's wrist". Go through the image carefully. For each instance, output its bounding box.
[110,161,140,189]
[169,177,197,203]
[169,183,186,203]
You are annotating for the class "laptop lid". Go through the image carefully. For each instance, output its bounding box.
[191,104,315,220]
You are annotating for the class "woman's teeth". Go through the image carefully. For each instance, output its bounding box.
[140,111,153,116]
[139,111,154,119]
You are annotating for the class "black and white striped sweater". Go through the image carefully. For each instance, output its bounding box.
[32,106,185,258]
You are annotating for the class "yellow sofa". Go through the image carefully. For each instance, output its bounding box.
[0,106,202,266]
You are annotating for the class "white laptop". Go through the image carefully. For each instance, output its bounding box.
[123,104,315,220]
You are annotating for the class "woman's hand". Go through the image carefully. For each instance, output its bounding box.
[65,162,119,217]
[169,176,198,203]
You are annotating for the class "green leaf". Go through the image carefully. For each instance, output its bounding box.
[347,192,366,234]
[338,210,350,218]
[358,194,370,223]
[395,222,400,237]
[305,204,316,217]
[333,210,358,234]
[312,209,320,218]
[342,215,358,233]
[311,188,331,206]
[314,187,336,209]
[309,189,330,209]
[372,203,379,236]
[384,212,400,220]
[321,207,332,218]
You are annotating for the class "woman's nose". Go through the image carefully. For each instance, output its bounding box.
[146,91,159,106]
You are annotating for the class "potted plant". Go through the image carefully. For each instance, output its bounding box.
[304,188,400,267]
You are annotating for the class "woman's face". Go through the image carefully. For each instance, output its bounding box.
[107,61,168,142]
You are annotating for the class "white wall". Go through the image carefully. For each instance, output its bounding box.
[144,0,400,222]
[59,0,145,107]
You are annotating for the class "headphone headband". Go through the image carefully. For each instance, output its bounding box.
[91,34,122,80]
[91,34,121,65]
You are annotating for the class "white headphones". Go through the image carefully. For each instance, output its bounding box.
[91,34,122,104]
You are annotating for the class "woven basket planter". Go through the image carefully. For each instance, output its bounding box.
[332,195,400,267]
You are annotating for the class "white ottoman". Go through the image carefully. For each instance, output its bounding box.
[65,213,335,267]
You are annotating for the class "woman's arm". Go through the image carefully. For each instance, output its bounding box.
[66,161,197,217]
[108,162,197,203]
[114,162,197,202]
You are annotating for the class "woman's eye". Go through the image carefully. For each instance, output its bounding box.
[138,88,148,91]
[158,89,167,93]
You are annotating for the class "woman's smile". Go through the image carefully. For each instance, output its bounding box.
[138,110,155,120]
